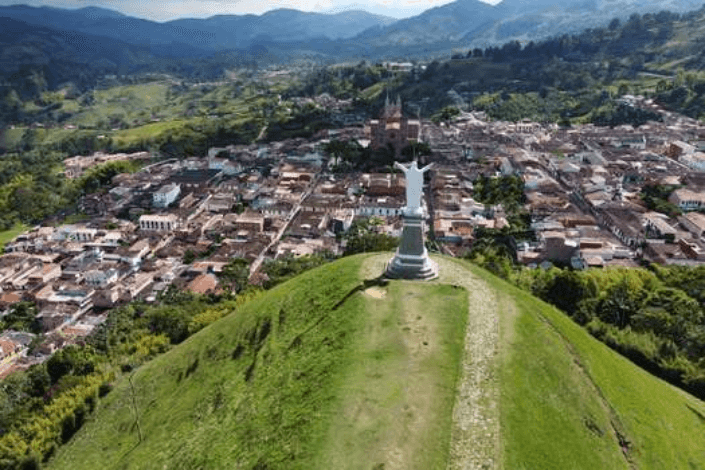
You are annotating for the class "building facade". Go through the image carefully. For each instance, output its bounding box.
[365,96,420,157]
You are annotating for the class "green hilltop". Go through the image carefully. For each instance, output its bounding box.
[48,254,705,469]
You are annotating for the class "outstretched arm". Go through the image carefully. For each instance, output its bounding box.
[394,161,409,172]
[420,163,434,173]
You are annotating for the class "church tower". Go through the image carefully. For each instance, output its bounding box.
[365,93,420,157]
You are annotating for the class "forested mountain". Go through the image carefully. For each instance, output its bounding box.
[2,0,705,63]
[0,5,396,52]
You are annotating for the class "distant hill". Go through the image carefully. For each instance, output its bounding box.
[483,0,704,44]
[0,5,396,51]
[345,0,704,56]
[46,254,705,469]
[0,16,160,93]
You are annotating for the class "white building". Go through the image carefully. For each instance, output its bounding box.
[680,152,705,171]
[153,183,181,208]
[139,214,180,232]
[84,269,119,288]
[669,189,705,212]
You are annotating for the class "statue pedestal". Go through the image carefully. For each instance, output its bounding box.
[385,209,438,280]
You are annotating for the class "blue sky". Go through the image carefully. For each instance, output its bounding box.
[0,0,501,20]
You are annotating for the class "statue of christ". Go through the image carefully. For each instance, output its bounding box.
[394,160,433,211]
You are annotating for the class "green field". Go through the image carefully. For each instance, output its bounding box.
[315,281,467,470]
[0,127,25,151]
[47,254,705,469]
[0,223,28,250]
[471,261,705,469]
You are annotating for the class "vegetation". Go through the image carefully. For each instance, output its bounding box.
[460,260,705,469]
[465,175,532,278]
[640,183,682,218]
[472,257,705,402]
[342,217,398,256]
[0,223,28,251]
[49,256,370,469]
[0,288,253,468]
[1,303,40,334]
[30,254,705,469]
[261,252,336,289]
[0,79,280,228]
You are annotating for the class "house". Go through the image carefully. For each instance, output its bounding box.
[170,169,222,192]
[541,231,580,264]
[186,273,218,295]
[669,189,705,212]
[0,290,21,309]
[363,173,405,197]
[153,183,181,208]
[679,212,705,238]
[680,152,705,171]
[619,135,646,150]
[0,338,21,363]
[233,212,265,233]
[357,196,405,217]
[206,193,236,212]
[84,268,119,288]
[27,263,61,286]
[643,212,677,239]
[666,141,695,159]
[139,214,180,232]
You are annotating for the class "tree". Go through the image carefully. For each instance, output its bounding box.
[401,142,431,160]
[540,270,596,316]
[183,249,196,265]
[46,345,96,384]
[597,278,645,328]
[221,258,250,293]
[3,302,40,334]
[343,218,398,256]
[430,106,461,124]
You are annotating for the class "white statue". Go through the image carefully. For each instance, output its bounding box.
[394,160,433,212]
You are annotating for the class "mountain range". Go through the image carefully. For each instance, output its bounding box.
[1,0,704,60]
[1,0,705,93]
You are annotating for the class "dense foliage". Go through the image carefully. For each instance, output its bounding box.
[640,183,682,218]
[342,217,398,256]
[0,290,252,468]
[471,256,705,401]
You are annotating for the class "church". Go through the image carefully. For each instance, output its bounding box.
[365,95,421,157]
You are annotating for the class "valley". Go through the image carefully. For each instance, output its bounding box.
[3,1,705,468]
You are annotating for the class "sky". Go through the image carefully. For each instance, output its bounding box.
[0,0,502,21]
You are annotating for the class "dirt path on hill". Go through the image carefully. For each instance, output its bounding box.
[361,255,502,470]
[436,257,501,470]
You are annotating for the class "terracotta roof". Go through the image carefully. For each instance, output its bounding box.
[0,292,21,305]
[186,273,218,295]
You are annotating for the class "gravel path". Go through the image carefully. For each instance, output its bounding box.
[436,257,500,470]
[360,255,501,470]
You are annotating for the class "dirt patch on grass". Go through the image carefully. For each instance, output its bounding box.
[365,287,387,299]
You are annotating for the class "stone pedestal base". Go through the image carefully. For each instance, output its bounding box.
[385,252,438,280]
[385,210,438,280]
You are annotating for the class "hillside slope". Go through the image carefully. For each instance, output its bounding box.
[48,255,705,469]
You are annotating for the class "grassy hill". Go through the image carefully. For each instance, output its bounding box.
[48,254,705,469]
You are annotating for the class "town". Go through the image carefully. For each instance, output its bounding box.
[1,91,705,378]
